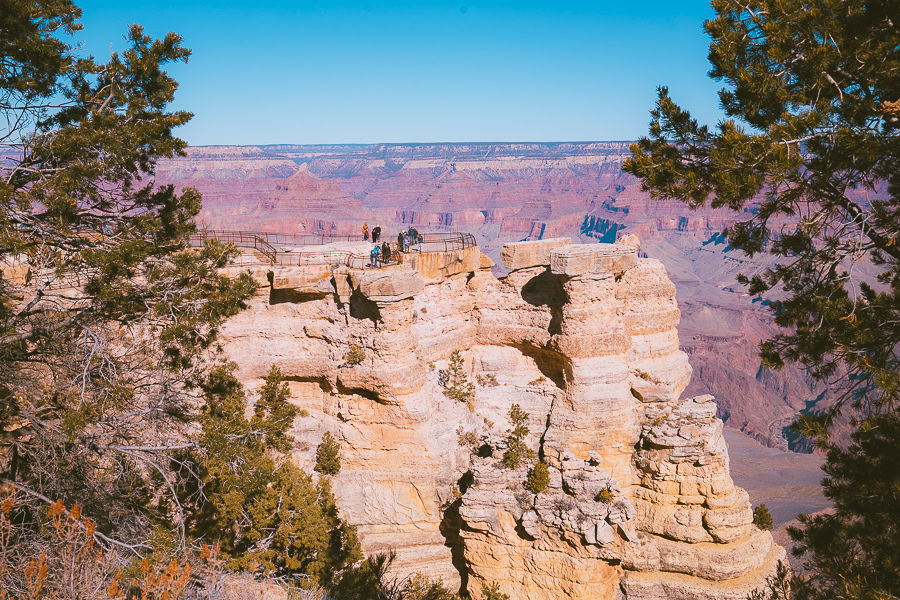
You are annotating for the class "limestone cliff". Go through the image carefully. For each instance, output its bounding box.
[218,236,785,599]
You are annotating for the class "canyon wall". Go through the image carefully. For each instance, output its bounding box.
[218,237,784,599]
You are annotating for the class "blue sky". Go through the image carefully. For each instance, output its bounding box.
[75,1,724,145]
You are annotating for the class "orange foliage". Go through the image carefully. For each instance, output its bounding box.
[0,492,194,600]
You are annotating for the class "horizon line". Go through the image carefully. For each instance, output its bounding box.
[186,140,640,148]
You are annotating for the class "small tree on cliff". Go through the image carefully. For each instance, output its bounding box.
[316,431,342,476]
[442,351,475,410]
[753,504,774,531]
[186,365,360,582]
[502,404,536,469]
[623,2,900,598]
[525,462,550,494]
[0,0,255,551]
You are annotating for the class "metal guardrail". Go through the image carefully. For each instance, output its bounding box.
[188,229,477,268]
[256,232,360,246]
[188,230,277,263]
[29,230,476,290]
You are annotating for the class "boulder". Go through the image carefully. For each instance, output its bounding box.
[550,243,638,276]
[351,267,424,302]
[500,237,571,270]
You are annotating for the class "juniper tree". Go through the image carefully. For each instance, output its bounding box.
[0,0,255,551]
[623,2,900,598]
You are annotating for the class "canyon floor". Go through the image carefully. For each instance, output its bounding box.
[723,427,828,565]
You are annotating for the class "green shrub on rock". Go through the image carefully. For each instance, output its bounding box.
[525,462,550,494]
[481,582,510,600]
[595,488,614,504]
[753,504,774,531]
[316,431,342,475]
[344,344,366,366]
[502,404,536,469]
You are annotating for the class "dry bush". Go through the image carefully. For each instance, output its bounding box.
[0,493,238,600]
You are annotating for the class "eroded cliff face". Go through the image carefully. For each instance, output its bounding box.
[218,236,784,599]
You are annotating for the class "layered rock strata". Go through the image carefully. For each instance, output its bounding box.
[218,237,784,599]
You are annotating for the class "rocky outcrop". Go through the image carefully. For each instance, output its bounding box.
[217,236,784,599]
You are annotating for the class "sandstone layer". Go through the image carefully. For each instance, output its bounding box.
[218,237,785,599]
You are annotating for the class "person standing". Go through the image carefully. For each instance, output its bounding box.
[372,225,381,244]
[397,231,405,253]
[362,222,369,241]
[382,241,391,264]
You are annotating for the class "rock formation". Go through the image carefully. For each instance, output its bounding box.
[218,236,785,599]
[159,142,850,451]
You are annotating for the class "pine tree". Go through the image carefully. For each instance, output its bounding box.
[787,413,900,599]
[624,0,900,434]
[443,351,475,407]
[316,431,342,476]
[187,365,360,582]
[0,0,256,550]
[502,404,536,469]
[623,2,900,598]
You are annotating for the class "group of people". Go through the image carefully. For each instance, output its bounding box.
[362,222,382,243]
[363,223,424,268]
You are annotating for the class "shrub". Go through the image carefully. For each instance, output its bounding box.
[525,462,550,494]
[481,582,510,600]
[476,373,499,387]
[0,495,195,600]
[442,351,475,406]
[633,369,663,385]
[316,431,342,476]
[595,488,615,504]
[753,504,774,531]
[332,551,461,600]
[344,344,366,366]
[457,427,479,449]
[501,404,536,469]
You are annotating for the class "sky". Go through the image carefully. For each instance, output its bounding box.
[74,0,725,146]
